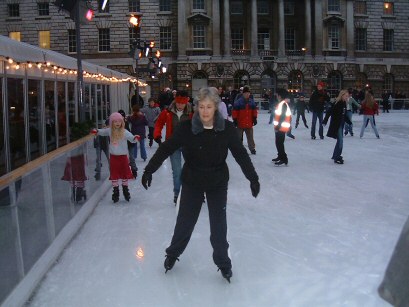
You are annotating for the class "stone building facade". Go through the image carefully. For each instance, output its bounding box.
[1,0,409,99]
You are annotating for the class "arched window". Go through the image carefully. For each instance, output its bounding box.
[327,71,342,98]
[383,73,394,93]
[192,70,208,98]
[234,71,250,89]
[288,70,303,93]
[261,71,277,95]
[355,72,367,90]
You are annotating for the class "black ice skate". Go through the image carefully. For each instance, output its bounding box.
[122,185,130,201]
[275,160,288,166]
[218,267,233,283]
[112,186,120,203]
[164,255,179,273]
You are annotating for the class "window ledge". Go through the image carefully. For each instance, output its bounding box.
[95,13,112,18]
[381,15,396,19]
[127,12,142,16]
[157,11,172,16]
[354,14,368,18]
[35,16,51,20]
[6,17,22,21]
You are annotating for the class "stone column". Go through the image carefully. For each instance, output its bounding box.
[223,0,231,57]
[277,0,285,57]
[304,0,312,56]
[346,0,354,58]
[314,0,323,57]
[212,0,221,57]
[177,0,187,59]
[250,0,258,58]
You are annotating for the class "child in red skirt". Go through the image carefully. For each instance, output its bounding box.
[92,112,141,203]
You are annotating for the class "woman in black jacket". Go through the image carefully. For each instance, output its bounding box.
[323,89,352,164]
[141,87,260,282]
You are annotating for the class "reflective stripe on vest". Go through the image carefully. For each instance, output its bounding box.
[273,100,292,132]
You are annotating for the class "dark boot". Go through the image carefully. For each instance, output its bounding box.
[164,255,179,273]
[122,185,130,201]
[173,194,178,205]
[272,157,280,162]
[295,122,299,128]
[275,159,288,166]
[112,186,120,203]
[76,187,86,202]
[218,267,233,283]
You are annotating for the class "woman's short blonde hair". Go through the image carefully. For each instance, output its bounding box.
[196,87,221,109]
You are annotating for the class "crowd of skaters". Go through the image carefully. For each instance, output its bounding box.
[88,82,387,283]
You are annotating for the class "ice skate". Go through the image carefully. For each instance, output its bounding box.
[218,267,232,283]
[164,255,179,273]
[122,185,130,201]
[112,186,120,203]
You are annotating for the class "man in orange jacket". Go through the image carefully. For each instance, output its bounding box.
[153,90,193,204]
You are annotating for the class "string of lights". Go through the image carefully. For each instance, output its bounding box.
[1,55,147,86]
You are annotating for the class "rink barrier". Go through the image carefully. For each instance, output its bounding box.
[0,135,111,307]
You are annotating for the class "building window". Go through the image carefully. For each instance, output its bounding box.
[98,0,109,12]
[328,0,340,12]
[288,71,303,93]
[39,31,50,49]
[128,0,140,12]
[68,30,76,53]
[257,0,268,14]
[9,32,21,41]
[231,28,244,49]
[8,4,20,17]
[129,27,140,49]
[38,2,49,16]
[234,71,249,89]
[285,27,295,51]
[327,71,342,98]
[193,0,204,10]
[383,74,393,93]
[383,2,394,15]
[160,27,172,50]
[284,0,295,15]
[159,0,171,12]
[383,29,394,51]
[258,29,270,50]
[231,1,243,15]
[98,28,111,52]
[193,25,205,48]
[354,1,367,14]
[328,24,340,49]
[355,28,367,51]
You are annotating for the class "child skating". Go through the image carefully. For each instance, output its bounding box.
[92,112,141,203]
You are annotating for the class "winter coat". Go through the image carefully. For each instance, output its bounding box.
[360,100,379,116]
[323,100,352,139]
[141,106,161,127]
[145,111,259,190]
[153,102,193,140]
[309,89,330,112]
[232,97,258,129]
[127,113,148,138]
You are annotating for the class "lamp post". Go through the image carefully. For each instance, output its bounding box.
[129,15,166,107]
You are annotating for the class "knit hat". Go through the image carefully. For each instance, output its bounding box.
[118,109,126,118]
[109,112,124,126]
[317,81,326,88]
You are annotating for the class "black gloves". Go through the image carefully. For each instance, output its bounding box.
[253,118,257,126]
[141,171,152,190]
[154,138,162,145]
[233,119,238,127]
[250,180,260,198]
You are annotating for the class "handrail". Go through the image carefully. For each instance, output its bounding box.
[0,134,94,189]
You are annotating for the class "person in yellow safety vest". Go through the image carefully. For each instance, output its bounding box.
[272,88,292,166]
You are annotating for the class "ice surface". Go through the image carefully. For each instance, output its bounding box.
[28,111,409,307]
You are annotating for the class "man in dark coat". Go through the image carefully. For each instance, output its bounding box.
[309,81,330,139]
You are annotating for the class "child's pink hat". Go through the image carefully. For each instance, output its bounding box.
[109,112,124,126]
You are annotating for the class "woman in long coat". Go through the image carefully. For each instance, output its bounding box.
[141,87,260,283]
[323,89,352,164]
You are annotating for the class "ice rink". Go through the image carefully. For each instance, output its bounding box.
[27,110,409,307]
